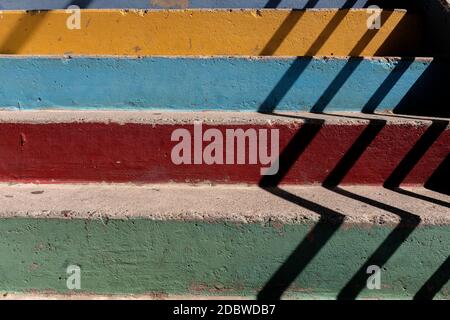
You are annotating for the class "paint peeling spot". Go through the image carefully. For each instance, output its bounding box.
[19,133,26,146]
[61,210,72,217]
[27,10,41,16]
[270,220,284,230]
[133,46,142,53]
[250,10,263,18]
[62,53,73,60]
[29,263,39,271]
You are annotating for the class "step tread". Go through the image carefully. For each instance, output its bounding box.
[1,183,448,225]
[0,110,448,124]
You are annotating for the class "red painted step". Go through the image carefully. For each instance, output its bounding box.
[1,111,448,185]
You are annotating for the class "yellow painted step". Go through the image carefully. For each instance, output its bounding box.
[0,9,421,56]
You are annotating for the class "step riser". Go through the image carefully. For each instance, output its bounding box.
[1,117,447,185]
[1,217,448,299]
[0,10,421,56]
[2,57,448,115]
[1,183,448,299]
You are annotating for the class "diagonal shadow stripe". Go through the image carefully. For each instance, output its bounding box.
[260,5,398,114]
[309,10,399,113]
[257,0,414,300]
[414,257,450,300]
[361,58,415,114]
[383,119,450,208]
[257,187,344,300]
[322,119,386,187]
[425,153,450,195]
[260,119,324,186]
[388,187,450,208]
[333,187,421,299]
[384,120,449,188]
[0,0,93,53]
[258,0,359,113]
[317,114,446,299]
[260,0,320,55]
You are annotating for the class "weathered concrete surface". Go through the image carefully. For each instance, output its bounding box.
[0,184,448,299]
[0,0,412,10]
[0,183,449,224]
[0,57,442,113]
[0,9,421,56]
[0,111,447,185]
[0,109,446,124]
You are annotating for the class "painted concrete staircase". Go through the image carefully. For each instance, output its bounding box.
[0,0,448,299]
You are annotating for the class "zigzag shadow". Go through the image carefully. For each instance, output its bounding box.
[257,0,448,300]
[257,186,345,300]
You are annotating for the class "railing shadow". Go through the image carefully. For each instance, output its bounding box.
[256,186,345,300]
[259,3,410,114]
[257,0,448,300]
[414,256,450,300]
[334,187,421,299]
[425,153,450,196]
[0,0,93,54]
[393,58,450,118]
[383,119,449,207]
[1,0,446,300]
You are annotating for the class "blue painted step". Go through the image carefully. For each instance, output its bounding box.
[1,56,447,117]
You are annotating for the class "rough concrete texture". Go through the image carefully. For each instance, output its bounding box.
[0,193,448,298]
[0,9,421,56]
[0,110,447,124]
[0,183,448,225]
[0,57,444,113]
